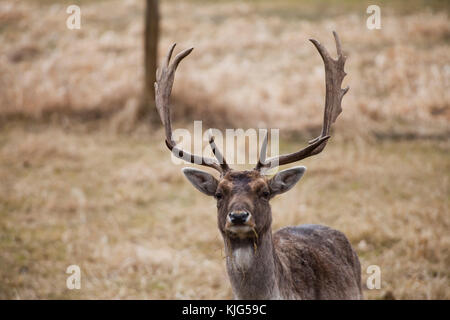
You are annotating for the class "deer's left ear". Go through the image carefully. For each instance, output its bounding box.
[268,166,306,196]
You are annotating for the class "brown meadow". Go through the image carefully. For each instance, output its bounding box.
[0,0,449,299]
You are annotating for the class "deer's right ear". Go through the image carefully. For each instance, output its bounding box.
[182,168,219,196]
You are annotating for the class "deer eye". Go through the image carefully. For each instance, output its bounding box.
[214,192,223,200]
[261,190,270,199]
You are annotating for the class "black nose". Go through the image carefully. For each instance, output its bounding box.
[229,211,250,225]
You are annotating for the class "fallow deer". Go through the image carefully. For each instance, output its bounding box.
[154,32,362,300]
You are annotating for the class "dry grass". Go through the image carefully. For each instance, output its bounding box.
[0,122,448,299]
[0,0,449,300]
[1,0,449,133]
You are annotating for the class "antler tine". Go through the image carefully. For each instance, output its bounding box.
[208,130,230,173]
[155,44,229,175]
[255,130,268,171]
[309,31,349,140]
[256,31,349,171]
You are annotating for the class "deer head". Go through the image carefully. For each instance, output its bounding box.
[154,31,348,243]
[182,167,306,241]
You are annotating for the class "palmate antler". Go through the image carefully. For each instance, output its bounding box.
[155,32,348,175]
[255,31,349,171]
[154,44,230,175]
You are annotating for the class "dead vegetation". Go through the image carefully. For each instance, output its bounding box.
[0,0,449,299]
[1,0,449,133]
[0,122,448,299]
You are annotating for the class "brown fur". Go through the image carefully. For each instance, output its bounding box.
[217,170,362,300]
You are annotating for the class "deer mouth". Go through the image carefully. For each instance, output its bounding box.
[225,223,256,239]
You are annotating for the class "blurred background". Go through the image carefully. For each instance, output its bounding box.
[0,0,448,299]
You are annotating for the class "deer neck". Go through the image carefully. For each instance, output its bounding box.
[224,231,280,300]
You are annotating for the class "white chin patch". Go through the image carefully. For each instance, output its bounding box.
[232,246,254,270]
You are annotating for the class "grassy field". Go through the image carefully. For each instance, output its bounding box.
[0,121,448,299]
[0,0,449,299]
[1,0,449,132]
